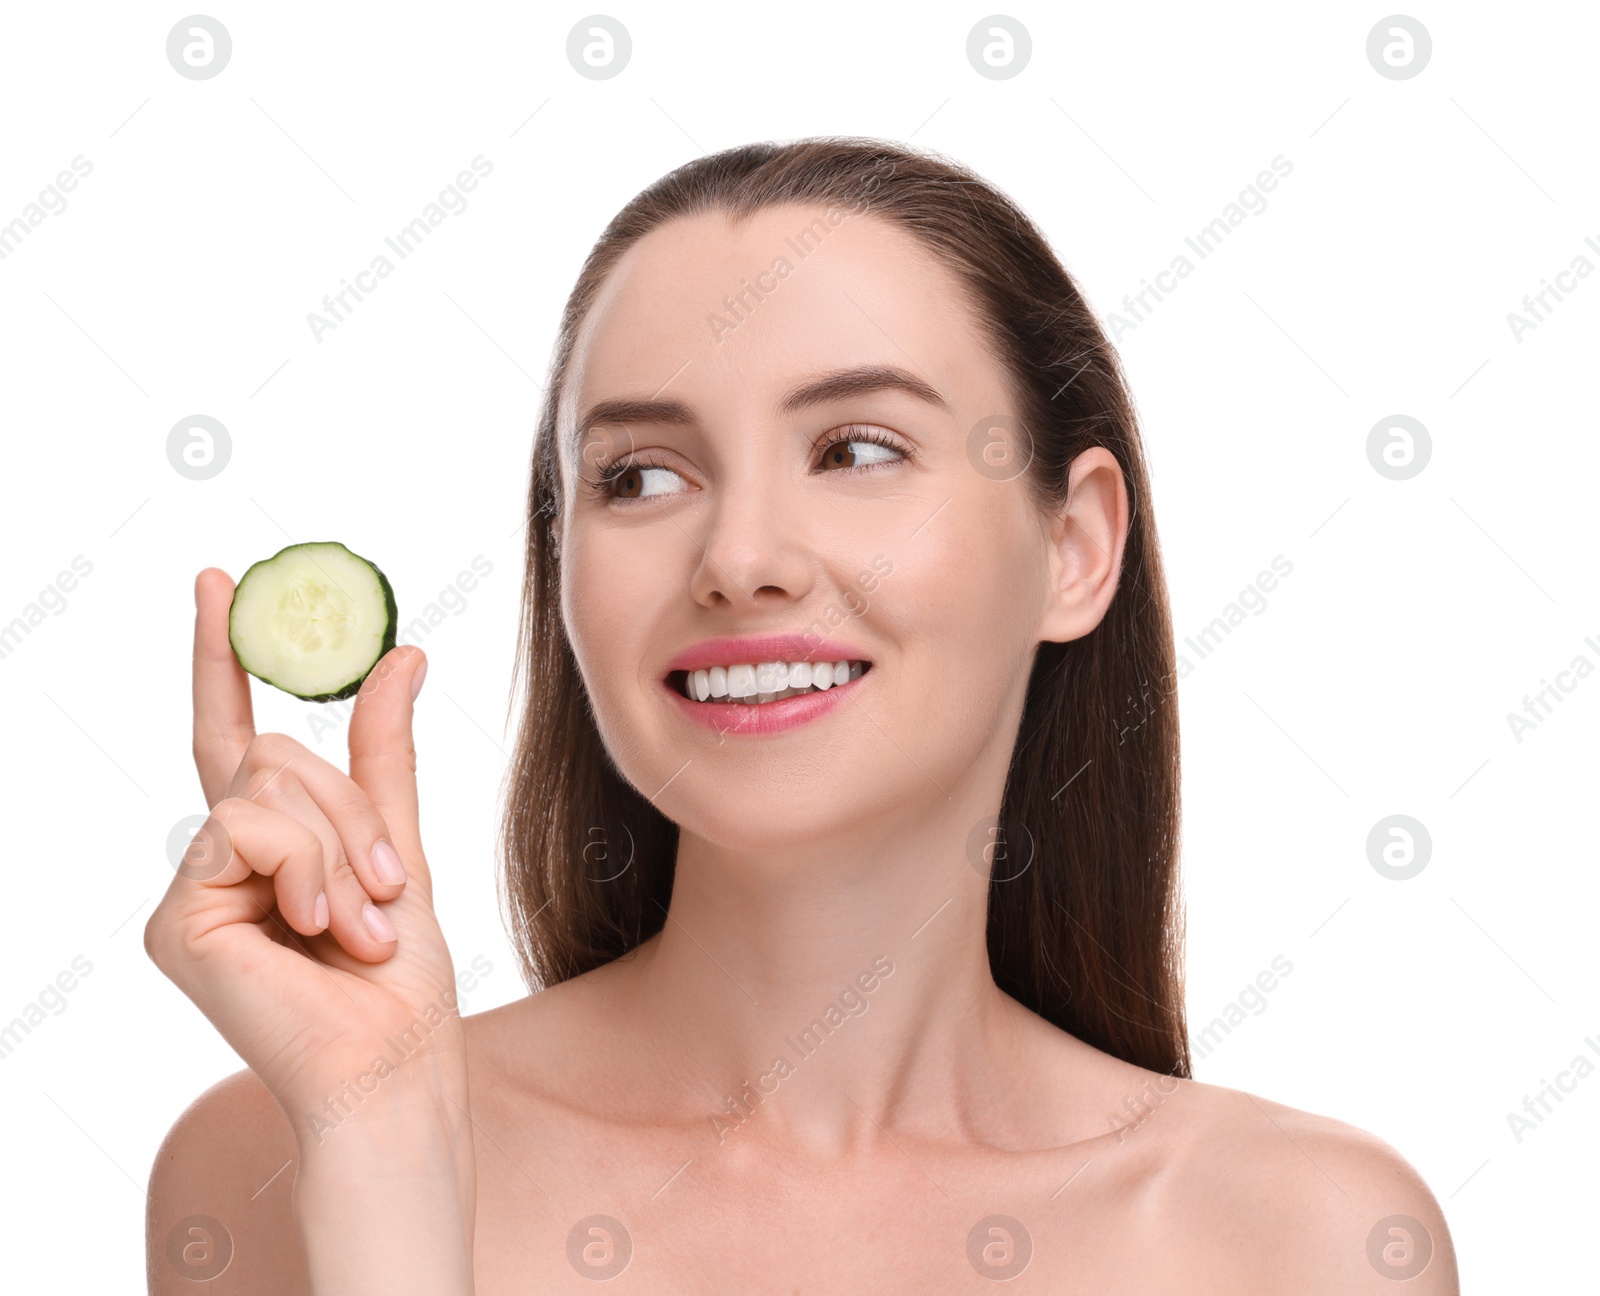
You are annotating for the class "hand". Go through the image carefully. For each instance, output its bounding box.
[146,568,472,1153]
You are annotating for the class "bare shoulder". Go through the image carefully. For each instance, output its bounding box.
[146,1068,306,1294]
[1154,1077,1460,1294]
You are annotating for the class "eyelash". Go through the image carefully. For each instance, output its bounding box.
[584,424,911,503]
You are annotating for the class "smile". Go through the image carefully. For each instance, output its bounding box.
[661,636,874,737]
[669,659,870,704]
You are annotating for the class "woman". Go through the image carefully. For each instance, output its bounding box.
[145,138,1458,1292]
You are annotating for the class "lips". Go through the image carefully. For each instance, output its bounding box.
[663,634,872,675]
[661,634,874,737]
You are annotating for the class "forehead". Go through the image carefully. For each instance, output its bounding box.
[561,204,999,434]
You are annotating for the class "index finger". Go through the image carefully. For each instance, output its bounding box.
[192,567,256,807]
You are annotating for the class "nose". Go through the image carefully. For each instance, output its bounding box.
[687,472,815,610]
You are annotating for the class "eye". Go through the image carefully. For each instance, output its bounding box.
[594,460,689,502]
[815,425,909,472]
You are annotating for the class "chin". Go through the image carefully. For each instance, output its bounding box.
[658,775,895,860]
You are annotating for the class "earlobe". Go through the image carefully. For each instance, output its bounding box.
[1037,447,1129,644]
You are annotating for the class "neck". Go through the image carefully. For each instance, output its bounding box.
[613,793,1035,1157]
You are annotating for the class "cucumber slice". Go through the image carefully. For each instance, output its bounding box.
[228,541,398,701]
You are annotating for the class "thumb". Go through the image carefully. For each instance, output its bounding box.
[347,645,429,878]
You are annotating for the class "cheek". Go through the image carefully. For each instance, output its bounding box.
[561,524,671,717]
[867,498,1047,756]
[884,500,1044,662]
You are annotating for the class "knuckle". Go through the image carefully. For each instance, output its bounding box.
[246,731,301,769]
[209,795,246,824]
[327,780,378,827]
[143,901,193,973]
[142,910,166,966]
[299,824,334,867]
[327,847,359,889]
[278,825,323,873]
[303,840,333,877]
[241,763,298,805]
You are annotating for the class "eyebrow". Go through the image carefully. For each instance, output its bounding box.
[574,364,949,443]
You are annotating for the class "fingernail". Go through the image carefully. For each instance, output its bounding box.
[411,656,428,701]
[371,838,406,886]
[313,890,329,930]
[363,901,397,943]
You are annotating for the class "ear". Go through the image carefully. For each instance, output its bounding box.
[1036,447,1130,644]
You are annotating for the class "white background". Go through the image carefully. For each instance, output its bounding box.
[1,1,1594,1287]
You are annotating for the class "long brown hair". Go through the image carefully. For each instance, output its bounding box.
[499,137,1189,1078]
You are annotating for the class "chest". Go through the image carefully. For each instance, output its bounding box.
[464,1113,1206,1294]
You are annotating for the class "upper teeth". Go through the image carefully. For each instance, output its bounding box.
[681,659,867,702]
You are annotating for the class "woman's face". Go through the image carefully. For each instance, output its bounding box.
[556,203,1119,855]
